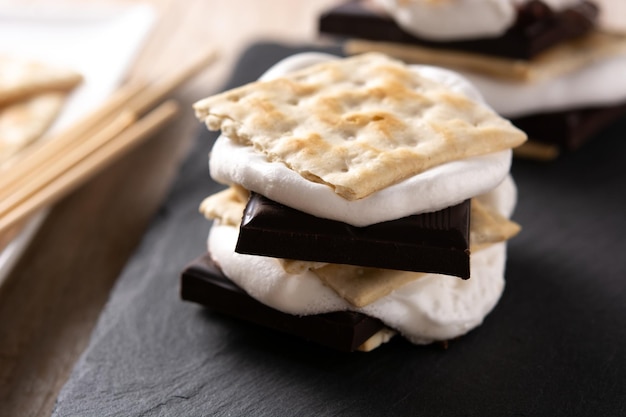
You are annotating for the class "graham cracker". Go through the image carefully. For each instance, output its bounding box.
[194,52,526,201]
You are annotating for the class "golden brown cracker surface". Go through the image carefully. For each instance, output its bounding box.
[195,53,526,200]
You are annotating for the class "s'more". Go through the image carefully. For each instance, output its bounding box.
[320,0,626,159]
[182,52,526,351]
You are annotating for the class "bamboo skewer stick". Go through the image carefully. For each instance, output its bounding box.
[0,47,217,237]
[126,48,218,115]
[0,81,148,199]
[0,47,217,201]
[0,101,179,235]
[0,112,136,216]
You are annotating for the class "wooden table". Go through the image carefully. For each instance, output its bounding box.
[0,1,337,415]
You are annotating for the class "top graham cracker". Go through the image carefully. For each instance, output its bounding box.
[194,53,526,200]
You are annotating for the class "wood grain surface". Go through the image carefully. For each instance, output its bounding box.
[0,1,337,416]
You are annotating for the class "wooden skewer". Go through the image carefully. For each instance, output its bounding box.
[0,47,216,238]
[0,81,148,200]
[126,48,218,115]
[0,112,136,216]
[0,218,29,255]
[0,47,217,202]
[0,101,179,235]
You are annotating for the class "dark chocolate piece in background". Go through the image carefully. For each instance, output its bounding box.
[319,0,597,60]
[53,43,626,417]
[181,253,386,352]
[236,193,471,278]
[320,1,618,154]
[513,101,626,151]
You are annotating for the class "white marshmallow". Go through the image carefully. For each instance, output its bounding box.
[207,175,516,345]
[210,136,511,226]
[205,52,521,345]
[371,0,582,41]
[460,53,626,117]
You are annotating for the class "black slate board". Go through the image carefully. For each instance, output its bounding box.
[52,42,626,417]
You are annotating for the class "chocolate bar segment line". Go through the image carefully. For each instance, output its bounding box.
[236,193,471,278]
[319,0,597,60]
[180,254,387,352]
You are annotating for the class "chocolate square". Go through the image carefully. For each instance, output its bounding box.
[235,193,471,278]
[319,0,597,60]
[181,253,386,352]
[513,102,626,151]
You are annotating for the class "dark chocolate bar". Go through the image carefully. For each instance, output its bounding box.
[513,101,626,151]
[236,193,471,278]
[319,0,598,60]
[181,253,386,352]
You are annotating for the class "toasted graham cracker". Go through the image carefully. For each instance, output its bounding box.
[0,92,66,165]
[194,53,526,201]
[344,31,626,82]
[199,185,249,226]
[0,55,82,107]
[469,198,521,252]
[313,263,425,308]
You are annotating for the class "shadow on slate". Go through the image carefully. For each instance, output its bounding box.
[53,42,626,417]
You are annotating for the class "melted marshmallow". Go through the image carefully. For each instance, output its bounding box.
[210,52,512,226]
[372,0,582,41]
[460,53,626,117]
[208,175,516,345]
